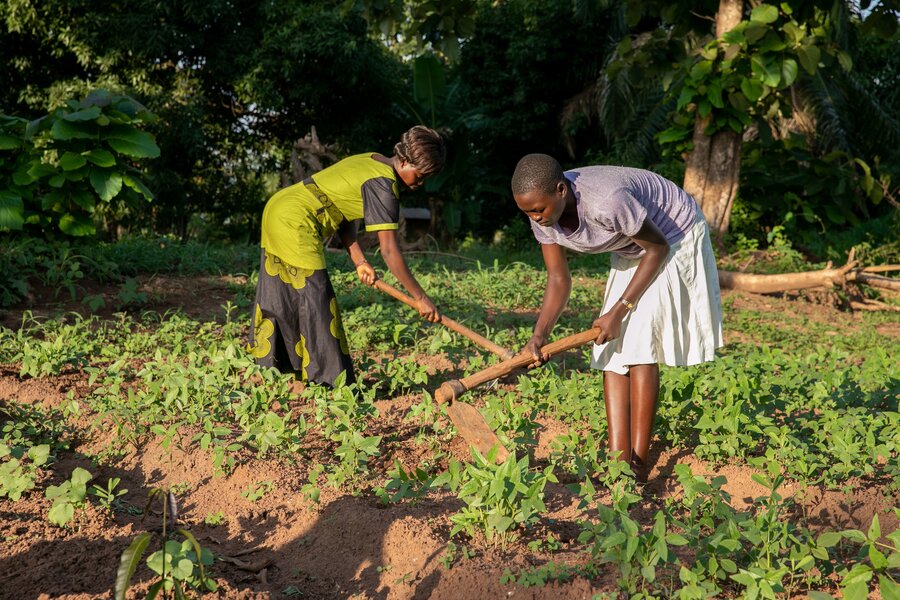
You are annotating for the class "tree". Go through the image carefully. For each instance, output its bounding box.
[1,0,408,239]
[568,0,899,243]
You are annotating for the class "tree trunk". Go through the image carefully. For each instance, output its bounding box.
[682,0,744,246]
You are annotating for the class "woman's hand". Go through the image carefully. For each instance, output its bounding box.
[523,334,547,368]
[592,310,624,344]
[355,261,376,286]
[415,295,440,323]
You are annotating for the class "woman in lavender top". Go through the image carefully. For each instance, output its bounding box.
[511,153,723,482]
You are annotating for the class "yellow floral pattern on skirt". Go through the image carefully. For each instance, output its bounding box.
[248,304,274,359]
[329,298,350,354]
[294,334,311,380]
[264,252,316,290]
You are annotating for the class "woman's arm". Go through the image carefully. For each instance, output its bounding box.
[377,228,440,322]
[525,242,571,366]
[592,217,669,344]
[338,220,376,285]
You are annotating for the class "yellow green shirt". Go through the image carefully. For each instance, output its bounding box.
[261,153,401,269]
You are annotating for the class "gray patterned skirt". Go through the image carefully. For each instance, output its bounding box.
[247,250,354,386]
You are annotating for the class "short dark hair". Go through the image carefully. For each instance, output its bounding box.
[395,125,446,176]
[511,153,564,196]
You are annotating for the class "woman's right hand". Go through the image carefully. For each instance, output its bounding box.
[355,261,376,286]
[523,334,547,368]
[415,295,440,323]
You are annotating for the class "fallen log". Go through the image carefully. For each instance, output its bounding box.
[717,257,900,310]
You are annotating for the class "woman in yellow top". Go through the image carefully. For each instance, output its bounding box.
[248,126,446,386]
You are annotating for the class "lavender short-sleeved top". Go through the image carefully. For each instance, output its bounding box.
[529,166,699,259]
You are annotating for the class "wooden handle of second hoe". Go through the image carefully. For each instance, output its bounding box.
[374,279,514,359]
[434,327,601,404]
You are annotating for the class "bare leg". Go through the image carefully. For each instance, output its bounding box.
[629,364,659,479]
[603,370,632,464]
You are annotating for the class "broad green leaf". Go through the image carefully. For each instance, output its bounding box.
[708,81,725,108]
[60,152,88,171]
[62,107,102,122]
[817,531,842,547]
[868,545,888,570]
[27,163,57,179]
[741,78,765,102]
[71,467,93,486]
[758,31,787,53]
[48,501,75,526]
[837,50,852,71]
[103,125,160,158]
[59,213,95,236]
[71,190,96,211]
[91,169,123,201]
[867,515,881,540]
[690,60,713,81]
[797,45,821,75]
[0,192,24,230]
[751,4,779,24]
[85,149,116,167]
[841,581,869,600]
[751,55,782,87]
[808,592,834,600]
[745,22,770,43]
[781,58,799,87]
[782,21,805,45]
[880,576,900,600]
[842,529,866,543]
[115,532,152,600]
[50,119,97,141]
[0,134,21,149]
[172,557,194,579]
[27,444,50,466]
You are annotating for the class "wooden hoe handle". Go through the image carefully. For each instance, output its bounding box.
[434,327,601,404]
[374,279,514,359]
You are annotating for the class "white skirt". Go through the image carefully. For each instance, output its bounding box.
[590,215,723,374]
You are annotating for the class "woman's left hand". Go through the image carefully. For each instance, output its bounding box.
[592,311,623,344]
[356,261,376,286]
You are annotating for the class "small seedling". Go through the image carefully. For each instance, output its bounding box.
[90,477,128,513]
[45,467,93,527]
[115,487,218,599]
[204,511,226,526]
[241,480,275,502]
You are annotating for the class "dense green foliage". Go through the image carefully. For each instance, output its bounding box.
[1,0,898,250]
[0,90,158,237]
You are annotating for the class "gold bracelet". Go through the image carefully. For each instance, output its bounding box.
[619,297,635,311]
[355,259,369,268]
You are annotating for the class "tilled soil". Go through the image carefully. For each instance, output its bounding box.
[1,276,897,599]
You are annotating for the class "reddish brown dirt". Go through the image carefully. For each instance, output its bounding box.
[0,279,897,599]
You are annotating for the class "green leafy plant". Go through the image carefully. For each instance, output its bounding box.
[90,477,128,514]
[115,487,217,599]
[203,511,226,527]
[438,448,557,547]
[45,467,93,527]
[241,480,275,503]
[0,443,50,501]
[0,89,159,237]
